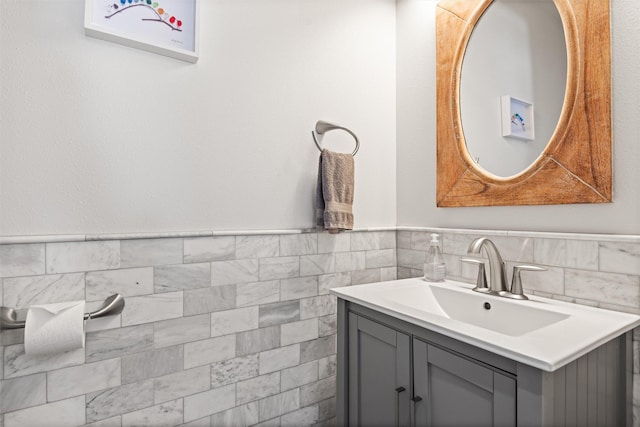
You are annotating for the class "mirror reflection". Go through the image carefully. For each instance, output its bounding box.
[460,0,567,178]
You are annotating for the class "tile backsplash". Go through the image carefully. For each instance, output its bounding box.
[0,231,396,427]
[1,227,639,426]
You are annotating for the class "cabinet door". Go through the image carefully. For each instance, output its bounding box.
[348,313,411,427]
[413,338,516,427]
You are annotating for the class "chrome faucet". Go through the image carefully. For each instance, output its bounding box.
[467,237,509,295]
[465,237,546,300]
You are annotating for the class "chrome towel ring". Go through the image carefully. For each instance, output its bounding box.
[312,120,359,156]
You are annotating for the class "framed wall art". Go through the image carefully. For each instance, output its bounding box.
[84,0,199,63]
[501,95,534,141]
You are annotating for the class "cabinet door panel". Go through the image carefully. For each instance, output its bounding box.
[413,338,516,427]
[348,313,410,427]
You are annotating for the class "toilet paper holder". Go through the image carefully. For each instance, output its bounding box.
[0,294,125,330]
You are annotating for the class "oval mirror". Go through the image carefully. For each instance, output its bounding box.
[436,0,612,207]
[460,0,567,178]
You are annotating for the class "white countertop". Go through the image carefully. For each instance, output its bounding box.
[331,278,640,372]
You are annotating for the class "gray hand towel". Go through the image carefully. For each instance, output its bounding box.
[316,149,355,233]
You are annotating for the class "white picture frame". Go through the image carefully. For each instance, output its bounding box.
[84,0,199,63]
[501,95,535,141]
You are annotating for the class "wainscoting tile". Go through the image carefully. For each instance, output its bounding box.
[86,324,154,362]
[300,255,335,277]
[210,402,259,427]
[236,326,280,357]
[397,249,424,271]
[280,234,317,257]
[0,244,45,278]
[350,231,395,251]
[184,236,235,263]
[154,263,210,293]
[317,233,350,254]
[351,269,381,285]
[300,376,336,406]
[4,396,85,427]
[183,384,235,423]
[153,314,210,349]
[281,319,318,346]
[236,281,280,307]
[0,373,46,413]
[280,406,319,426]
[120,239,182,268]
[281,361,318,391]
[184,285,236,316]
[3,345,84,379]
[237,236,280,259]
[318,355,337,379]
[121,398,183,427]
[86,268,153,301]
[566,240,599,270]
[47,358,120,402]
[2,273,84,309]
[380,267,397,281]
[211,260,259,286]
[258,301,300,327]
[259,257,299,281]
[300,336,336,364]
[86,381,154,423]
[318,397,336,422]
[259,344,300,375]
[83,414,122,427]
[236,372,280,405]
[121,345,183,384]
[121,291,183,326]
[397,231,411,250]
[211,307,259,337]
[211,354,259,389]
[533,239,566,267]
[154,366,211,405]
[258,388,299,422]
[599,242,640,276]
[300,296,336,321]
[280,277,317,301]
[318,273,350,295]
[184,335,235,369]
[366,249,396,269]
[565,269,640,308]
[46,241,119,274]
[179,416,210,427]
[318,315,337,338]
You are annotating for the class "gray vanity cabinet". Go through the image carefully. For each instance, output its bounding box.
[337,299,633,427]
[413,339,516,426]
[347,313,411,427]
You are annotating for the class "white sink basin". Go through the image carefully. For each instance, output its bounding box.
[331,278,640,371]
[377,283,569,336]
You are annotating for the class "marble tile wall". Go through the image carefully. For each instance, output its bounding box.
[397,228,640,424]
[2,227,638,426]
[0,230,397,427]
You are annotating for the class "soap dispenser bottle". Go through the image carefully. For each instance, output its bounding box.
[424,233,446,282]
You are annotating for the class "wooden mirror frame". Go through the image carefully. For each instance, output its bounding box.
[436,0,611,207]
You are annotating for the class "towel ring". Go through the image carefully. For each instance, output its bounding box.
[311,120,360,156]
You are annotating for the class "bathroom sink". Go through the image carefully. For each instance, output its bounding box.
[374,283,569,337]
[331,278,640,371]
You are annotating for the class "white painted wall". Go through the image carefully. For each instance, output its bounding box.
[396,0,640,235]
[0,0,397,236]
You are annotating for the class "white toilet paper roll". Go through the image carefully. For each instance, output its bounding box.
[24,301,86,356]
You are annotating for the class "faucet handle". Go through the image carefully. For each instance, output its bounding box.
[507,265,547,300]
[461,258,490,294]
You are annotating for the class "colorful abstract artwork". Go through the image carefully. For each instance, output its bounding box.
[84,0,198,63]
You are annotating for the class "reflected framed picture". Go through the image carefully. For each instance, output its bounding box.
[84,0,199,63]
[501,95,534,141]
